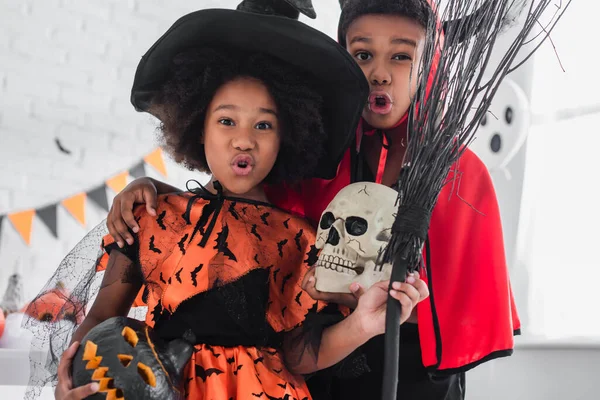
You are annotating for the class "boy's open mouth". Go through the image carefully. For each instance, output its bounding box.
[368,92,393,115]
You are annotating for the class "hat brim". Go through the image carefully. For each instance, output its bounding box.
[131,9,368,180]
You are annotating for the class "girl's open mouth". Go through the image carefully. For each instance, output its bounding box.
[231,154,255,176]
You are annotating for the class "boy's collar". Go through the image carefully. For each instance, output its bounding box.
[361,112,409,136]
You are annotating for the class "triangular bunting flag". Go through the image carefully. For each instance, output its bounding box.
[129,161,146,179]
[8,209,35,245]
[88,186,109,212]
[106,171,129,193]
[62,193,86,227]
[144,148,168,177]
[37,204,58,238]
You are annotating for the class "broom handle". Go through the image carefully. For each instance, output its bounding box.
[381,255,409,400]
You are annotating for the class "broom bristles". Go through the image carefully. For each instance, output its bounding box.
[381,0,571,270]
[381,2,571,399]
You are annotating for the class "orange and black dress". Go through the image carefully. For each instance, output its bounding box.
[97,187,327,400]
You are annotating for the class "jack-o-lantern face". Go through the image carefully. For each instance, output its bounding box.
[72,317,194,400]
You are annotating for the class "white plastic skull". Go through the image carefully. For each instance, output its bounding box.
[314,182,398,293]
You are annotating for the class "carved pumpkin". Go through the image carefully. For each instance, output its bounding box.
[23,282,84,324]
[72,317,194,400]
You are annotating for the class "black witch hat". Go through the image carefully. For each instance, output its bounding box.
[131,0,368,180]
[237,0,316,19]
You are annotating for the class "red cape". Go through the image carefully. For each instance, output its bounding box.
[265,146,520,373]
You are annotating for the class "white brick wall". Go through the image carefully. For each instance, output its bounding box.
[0,0,341,302]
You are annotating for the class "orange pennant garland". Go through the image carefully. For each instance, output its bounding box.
[0,148,169,246]
[143,148,168,177]
[8,209,35,245]
[106,171,129,193]
[62,193,87,227]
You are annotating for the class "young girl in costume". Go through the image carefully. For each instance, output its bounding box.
[43,5,430,400]
[107,1,521,399]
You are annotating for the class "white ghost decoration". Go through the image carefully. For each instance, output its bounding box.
[314,182,398,293]
[469,78,531,172]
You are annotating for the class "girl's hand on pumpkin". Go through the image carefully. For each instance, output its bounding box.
[55,341,99,400]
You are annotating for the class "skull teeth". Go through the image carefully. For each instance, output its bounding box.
[316,254,359,276]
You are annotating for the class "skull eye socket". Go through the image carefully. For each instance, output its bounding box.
[346,217,368,236]
[320,212,335,230]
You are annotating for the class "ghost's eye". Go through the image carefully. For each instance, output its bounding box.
[480,114,487,126]
[505,107,513,124]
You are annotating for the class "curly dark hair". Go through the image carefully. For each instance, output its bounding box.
[338,0,432,47]
[154,47,326,184]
